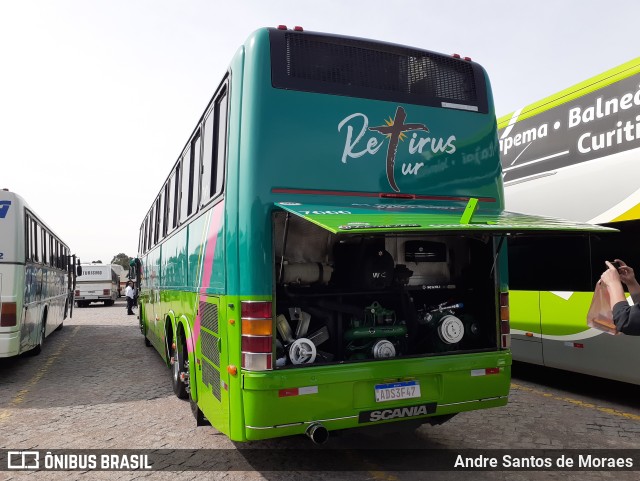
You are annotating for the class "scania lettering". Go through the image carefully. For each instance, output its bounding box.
[498,57,640,384]
[0,189,78,358]
[135,27,612,442]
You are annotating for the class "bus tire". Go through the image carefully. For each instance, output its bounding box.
[31,320,46,356]
[172,337,189,400]
[190,397,210,426]
[144,333,152,347]
[55,322,63,332]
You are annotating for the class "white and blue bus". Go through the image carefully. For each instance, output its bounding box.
[0,189,77,357]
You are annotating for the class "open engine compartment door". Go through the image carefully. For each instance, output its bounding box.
[275,201,617,235]
[270,201,614,370]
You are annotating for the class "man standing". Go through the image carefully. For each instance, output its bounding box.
[125,281,135,316]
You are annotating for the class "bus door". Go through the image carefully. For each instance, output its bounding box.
[194,296,230,435]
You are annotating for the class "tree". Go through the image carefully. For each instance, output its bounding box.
[111,253,133,270]
[91,260,103,264]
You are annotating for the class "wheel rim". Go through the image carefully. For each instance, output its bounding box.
[173,346,180,382]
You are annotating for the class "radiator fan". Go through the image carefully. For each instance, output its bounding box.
[276,307,330,366]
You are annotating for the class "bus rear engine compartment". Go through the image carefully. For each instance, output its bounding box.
[272,212,500,369]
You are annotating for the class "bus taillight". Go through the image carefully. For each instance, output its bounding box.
[0,302,17,327]
[500,292,510,349]
[241,301,273,370]
[103,289,110,296]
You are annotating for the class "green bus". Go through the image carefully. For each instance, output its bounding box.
[135,26,611,442]
[499,58,640,385]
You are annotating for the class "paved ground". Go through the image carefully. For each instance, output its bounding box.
[1,298,639,481]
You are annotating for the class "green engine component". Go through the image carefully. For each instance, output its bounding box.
[363,301,396,326]
[344,324,407,341]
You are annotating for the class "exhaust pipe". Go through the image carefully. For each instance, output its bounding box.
[306,422,329,444]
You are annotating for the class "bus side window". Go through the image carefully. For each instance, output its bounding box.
[43,230,48,266]
[163,181,170,237]
[171,164,180,229]
[34,221,40,263]
[508,236,591,292]
[24,215,31,261]
[201,85,228,206]
[179,147,192,222]
[214,88,228,197]
[191,132,201,213]
[154,194,163,244]
[148,206,155,249]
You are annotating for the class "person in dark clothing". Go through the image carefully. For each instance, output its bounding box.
[600,259,640,335]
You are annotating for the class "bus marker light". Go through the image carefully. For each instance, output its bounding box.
[227,365,238,375]
[229,319,235,325]
[277,25,287,30]
[526,332,533,337]
[294,26,304,31]
[471,368,500,376]
[564,342,584,349]
[452,53,461,58]
[279,386,318,397]
[464,57,472,61]
[171,342,176,350]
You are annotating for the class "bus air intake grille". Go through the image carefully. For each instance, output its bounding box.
[271,31,481,109]
[200,301,219,333]
[202,361,221,401]
[201,330,220,366]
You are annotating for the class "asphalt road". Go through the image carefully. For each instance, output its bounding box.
[1,298,639,481]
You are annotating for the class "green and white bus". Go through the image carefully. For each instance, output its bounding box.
[135,26,610,442]
[0,189,77,357]
[499,58,640,385]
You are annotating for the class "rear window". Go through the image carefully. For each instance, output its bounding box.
[270,29,488,113]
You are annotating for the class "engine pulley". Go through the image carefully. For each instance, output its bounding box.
[438,315,464,344]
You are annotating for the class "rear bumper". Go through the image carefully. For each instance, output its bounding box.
[240,351,511,440]
[0,330,21,358]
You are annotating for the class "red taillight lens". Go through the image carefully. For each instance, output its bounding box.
[1,302,17,327]
[75,290,80,296]
[241,301,273,370]
[241,301,272,319]
[103,289,110,295]
[241,336,272,353]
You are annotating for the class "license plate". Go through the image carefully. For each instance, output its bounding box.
[374,381,421,403]
[88,290,95,293]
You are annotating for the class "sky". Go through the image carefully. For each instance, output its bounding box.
[1,0,639,264]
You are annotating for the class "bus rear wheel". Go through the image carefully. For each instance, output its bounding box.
[172,338,189,399]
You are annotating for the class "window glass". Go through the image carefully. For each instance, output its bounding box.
[179,148,192,221]
[172,165,180,228]
[154,198,161,244]
[191,134,201,211]
[35,223,41,262]
[148,208,155,248]
[163,182,170,237]
[42,231,49,266]
[214,89,228,196]
[508,235,591,291]
[201,111,215,202]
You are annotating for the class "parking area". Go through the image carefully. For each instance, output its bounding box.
[1,298,639,480]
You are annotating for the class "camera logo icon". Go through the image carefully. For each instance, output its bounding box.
[7,451,39,469]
